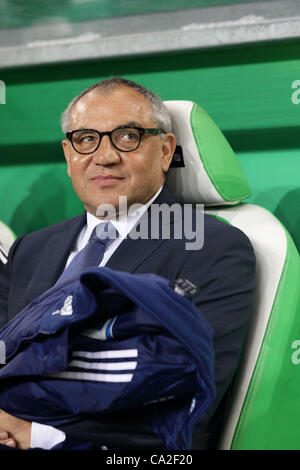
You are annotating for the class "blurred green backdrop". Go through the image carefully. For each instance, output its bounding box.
[0,10,300,250]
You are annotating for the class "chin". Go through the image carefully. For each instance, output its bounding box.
[89,199,119,218]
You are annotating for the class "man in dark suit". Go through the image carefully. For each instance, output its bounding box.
[0,78,255,450]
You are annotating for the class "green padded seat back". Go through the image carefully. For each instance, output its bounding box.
[165,100,300,449]
[165,100,251,205]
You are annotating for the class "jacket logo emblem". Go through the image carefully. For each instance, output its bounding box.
[51,295,73,316]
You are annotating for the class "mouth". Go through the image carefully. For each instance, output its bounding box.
[90,175,125,186]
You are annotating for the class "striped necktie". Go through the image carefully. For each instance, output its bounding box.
[56,222,117,286]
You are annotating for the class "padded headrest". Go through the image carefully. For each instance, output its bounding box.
[165,101,252,206]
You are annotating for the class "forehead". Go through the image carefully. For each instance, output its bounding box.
[70,86,155,130]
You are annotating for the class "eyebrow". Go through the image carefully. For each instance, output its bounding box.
[118,121,142,128]
[72,122,144,133]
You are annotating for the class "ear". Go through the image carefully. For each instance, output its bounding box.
[62,140,72,177]
[161,133,176,172]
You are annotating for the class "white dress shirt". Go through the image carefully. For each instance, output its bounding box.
[30,186,163,449]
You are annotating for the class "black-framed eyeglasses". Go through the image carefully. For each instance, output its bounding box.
[66,126,164,154]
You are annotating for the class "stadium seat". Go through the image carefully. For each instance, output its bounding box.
[0,220,16,266]
[165,100,300,450]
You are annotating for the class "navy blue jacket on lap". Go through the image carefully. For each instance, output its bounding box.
[0,186,256,449]
[0,267,215,450]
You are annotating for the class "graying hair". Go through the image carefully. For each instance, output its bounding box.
[61,77,172,134]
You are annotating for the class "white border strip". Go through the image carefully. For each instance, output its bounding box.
[72,349,138,359]
[50,371,133,382]
[69,360,137,371]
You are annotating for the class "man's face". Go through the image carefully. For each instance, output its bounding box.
[62,86,176,216]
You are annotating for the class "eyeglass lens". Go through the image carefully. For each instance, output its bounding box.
[71,128,141,153]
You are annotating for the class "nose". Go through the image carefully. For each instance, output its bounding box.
[92,135,120,165]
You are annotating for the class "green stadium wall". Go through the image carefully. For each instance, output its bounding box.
[1,40,300,251]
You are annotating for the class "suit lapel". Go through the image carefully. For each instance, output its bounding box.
[107,185,179,273]
[107,230,166,273]
[25,213,86,303]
